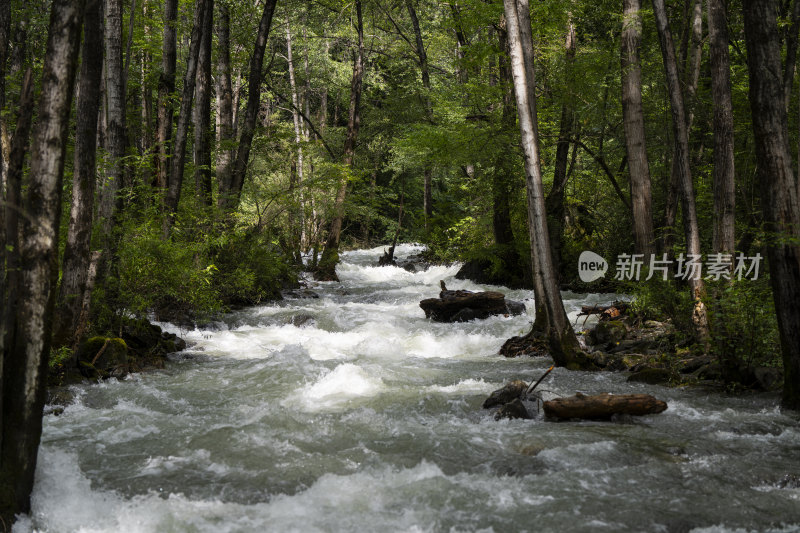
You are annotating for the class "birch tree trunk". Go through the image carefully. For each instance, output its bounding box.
[227,0,278,210]
[707,0,735,254]
[156,0,177,191]
[621,0,655,257]
[286,14,304,262]
[502,0,591,369]
[742,0,800,410]
[193,0,213,205]
[163,0,211,237]
[316,0,364,281]
[652,0,708,341]
[0,0,84,522]
[53,0,104,351]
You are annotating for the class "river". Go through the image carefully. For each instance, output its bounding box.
[18,244,800,532]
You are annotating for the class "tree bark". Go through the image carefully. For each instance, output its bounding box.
[742,0,800,410]
[543,393,668,419]
[316,0,364,281]
[0,0,84,523]
[783,0,800,111]
[163,0,211,236]
[652,0,708,339]
[502,0,591,369]
[545,16,577,275]
[53,0,104,351]
[621,0,655,257]
[405,0,434,226]
[708,0,736,254]
[661,0,703,259]
[286,13,304,261]
[227,0,279,210]
[193,0,213,205]
[155,0,177,191]
[215,1,235,207]
[99,0,126,238]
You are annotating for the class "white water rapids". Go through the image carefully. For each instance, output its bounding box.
[18,244,800,532]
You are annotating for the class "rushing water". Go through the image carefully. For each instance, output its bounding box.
[18,244,800,532]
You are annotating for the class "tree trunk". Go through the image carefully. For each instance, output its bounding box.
[99,0,126,238]
[708,0,736,254]
[53,0,104,351]
[405,0,434,226]
[227,0,278,210]
[661,0,703,259]
[543,393,668,419]
[155,0,177,191]
[193,0,213,205]
[0,0,83,523]
[545,16,577,275]
[316,0,364,281]
[163,0,211,237]
[783,0,800,111]
[621,0,655,257]
[742,0,800,410]
[652,0,708,340]
[215,1,235,207]
[494,24,516,253]
[286,12,304,259]
[502,0,591,369]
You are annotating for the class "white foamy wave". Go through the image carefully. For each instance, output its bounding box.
[424,379,496,395]
[285,364,385,411]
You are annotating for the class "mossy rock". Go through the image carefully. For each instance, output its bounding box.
[627,367,675,385]
[76,337,129,377]
[588,320,629,346]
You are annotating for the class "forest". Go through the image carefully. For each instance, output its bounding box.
[2,0,800,528]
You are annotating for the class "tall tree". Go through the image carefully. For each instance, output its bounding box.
[652,0,708,340]
[100,0,126,238]
[502,0,591,369]
[155,0,177,191]
[742,0,800,410]
[405,0,434,227]
[163,0,211,236]
[620,0,655,257]
[707,0,735,254]
[194,0,213,205]
[215,1,235,207]
[226,0,279,209]
[286,13,304,262]
[316,0,365,281]
[53,0,105,351]
[0,0,84,523]
[545,14,577,274]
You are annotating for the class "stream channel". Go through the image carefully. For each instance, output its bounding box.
[18,244,800,532]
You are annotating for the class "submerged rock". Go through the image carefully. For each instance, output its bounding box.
[483,380,528,408]
[494,398,532,420]
[283,289,320,299]
[627,368,675,385]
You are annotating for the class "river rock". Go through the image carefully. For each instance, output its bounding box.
[627,368,675,385]
[76,336,130,379]
[483,380,528,408]
[420,290,525,323]
[494,398,532,420]
[283,289,320,299]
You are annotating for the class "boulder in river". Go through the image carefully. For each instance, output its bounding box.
[483,380,528,408]
[494,398,532,420]
[420,283,525,322]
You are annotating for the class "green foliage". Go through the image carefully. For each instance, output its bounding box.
[48,345,72,371]
[629,279,695,338]
[708,279,781,371]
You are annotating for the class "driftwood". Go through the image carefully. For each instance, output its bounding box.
[542,392,667,419]
[577,302,629,322]
[420,283,525,322]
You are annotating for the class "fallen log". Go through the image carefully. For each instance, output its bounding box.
[420,285,525,322]
[578,302,629,321]
[542,392,667,420]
